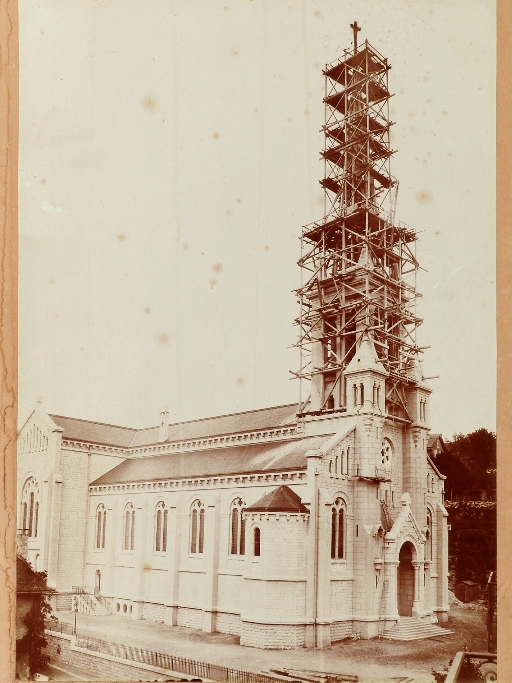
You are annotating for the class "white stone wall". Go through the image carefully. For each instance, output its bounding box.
[216,612,241,636]
[142,601,165,622]
[56,448,89,591]
[240,622,306,649]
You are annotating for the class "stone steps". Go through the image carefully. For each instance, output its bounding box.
[382,618,452,641]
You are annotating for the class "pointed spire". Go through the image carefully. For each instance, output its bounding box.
[344,332,387,377]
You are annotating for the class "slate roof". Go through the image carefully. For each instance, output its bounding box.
[90,434,331,485]
[50,404,299,449]
[130,404,299,447]
[427,434,447,456]
[246,484,310,513]
[50,414,137,448]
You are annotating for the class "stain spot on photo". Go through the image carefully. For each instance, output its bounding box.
[158,333,170,344]
[142,96,156,111]
[117,234,126,242]
[213,263,223,273]
[416,189,433,204]
[210,279,218,288]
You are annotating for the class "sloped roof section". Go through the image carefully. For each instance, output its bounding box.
[130,404,299,447]
[50,414,137,448]
[51,404,300,449]
[90,434,331,485]
[246,484,309,513]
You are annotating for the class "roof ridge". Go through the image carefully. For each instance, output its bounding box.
[162,403,299,430]
[49,414,138,432]
[52,403,299,437]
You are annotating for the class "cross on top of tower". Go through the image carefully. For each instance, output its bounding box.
[350,21,361,53]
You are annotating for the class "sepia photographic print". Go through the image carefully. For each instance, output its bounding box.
[13,1,498,681]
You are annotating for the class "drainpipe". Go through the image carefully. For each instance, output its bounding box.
[306,449,323,648]
[314,475,320,647]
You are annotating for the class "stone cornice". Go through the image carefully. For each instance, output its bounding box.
[243,511,309,522]
[132,424,303,456]
[89,470,307,494]
[64,424,303,458]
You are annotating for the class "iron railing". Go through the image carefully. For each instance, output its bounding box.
[44,618,73,635]
[45,620,283,683]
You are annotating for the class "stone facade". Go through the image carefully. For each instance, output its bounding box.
[18,391,449,650]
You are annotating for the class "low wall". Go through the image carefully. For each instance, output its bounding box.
[44,631,189,681]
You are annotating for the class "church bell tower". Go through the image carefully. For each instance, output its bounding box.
[295,24,424,423]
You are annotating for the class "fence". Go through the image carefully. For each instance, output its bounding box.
[45,620,282,683]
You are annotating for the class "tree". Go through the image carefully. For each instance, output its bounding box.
[16,555,52,677]
[440,428,496,500]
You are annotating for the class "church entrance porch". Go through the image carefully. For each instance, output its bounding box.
[398,542,414,617]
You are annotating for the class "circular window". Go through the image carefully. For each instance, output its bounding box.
[380,439,392,470]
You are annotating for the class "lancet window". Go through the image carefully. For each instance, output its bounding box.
[229,498,246,556]
[190,500,205,554]
[155,502,168,552]
[123,503,135,551]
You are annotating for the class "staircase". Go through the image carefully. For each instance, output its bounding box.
[72,587,110,616]
[382,617,452,641]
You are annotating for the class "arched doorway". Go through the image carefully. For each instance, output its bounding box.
[398,542,415,617]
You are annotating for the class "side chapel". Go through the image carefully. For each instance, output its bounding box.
[17,30,449,649]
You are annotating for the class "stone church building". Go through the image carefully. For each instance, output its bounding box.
[17,34,449,649]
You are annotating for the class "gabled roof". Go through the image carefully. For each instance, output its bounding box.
[50,403,299,449]
[246,484,310,513]
[90,433,331,486]
[427,434,447,455]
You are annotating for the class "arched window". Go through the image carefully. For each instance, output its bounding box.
[335,456,339,475]
[96,504,106,549]
[426,509,432,561]
[331,498,345,560]
[22,502,27,533]
[230,498,246,556]
[254,527,261,557]
[34,502,39,538]
[20,477,40,538]
[28,492,34,537]
[155,502,168,552]
[360,383,364,404]
[380,439,392,471]
[341,449,347,475]
[190,500,205,554]
[346,446,350,475]
[123,503,135,551]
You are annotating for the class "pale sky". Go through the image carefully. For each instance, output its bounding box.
[18,0,496,439]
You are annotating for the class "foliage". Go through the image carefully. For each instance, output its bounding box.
[441,429,496,500]
[16,555,52,676]
[445,501,496,586]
